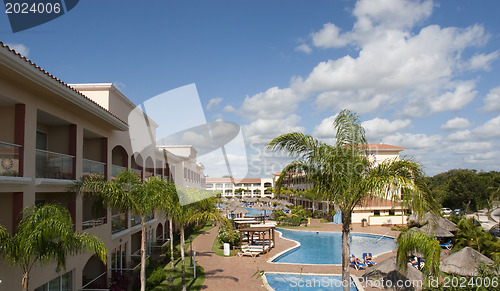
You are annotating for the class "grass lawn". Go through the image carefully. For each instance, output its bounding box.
[149,224,214,290]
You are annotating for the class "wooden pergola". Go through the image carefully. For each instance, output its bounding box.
[239,226,275,254]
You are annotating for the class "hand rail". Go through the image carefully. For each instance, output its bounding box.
[35,148,75,158]
[0,141,22,147]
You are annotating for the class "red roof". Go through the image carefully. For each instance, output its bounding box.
[366,144,406,151]
[357,197,401,208]
[0,42,128,126]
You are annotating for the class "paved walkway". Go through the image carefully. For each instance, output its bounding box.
[193,220,401,290]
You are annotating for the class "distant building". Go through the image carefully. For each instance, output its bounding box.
[206,177,274,198]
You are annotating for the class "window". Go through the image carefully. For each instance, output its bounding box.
[373,210,380,216]
[35,271,73,291]
[215,183,223,188]
[389,210,395,215]
[206,184,213,188]
[36,131,48,150]
[225,183,232,188]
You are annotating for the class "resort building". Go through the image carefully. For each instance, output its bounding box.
[206,177,275,198]
[0,43,205,290]
[273,144,409,226]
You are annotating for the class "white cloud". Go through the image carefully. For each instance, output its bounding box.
[5,43,30,57]
[383,132,442,150]
[223,105,237,113]
[240,87,305,120]
[466,50,500,71]
[352,0,433,32]
[447,129,471,141]
[206,97,223,111]
[312,115,338,138]
[472,115,500,139]
[482,86,500,112]
[362,118,411,141]
[242,114,305,144]
[429,81,477,113]
[295,43,312,53]
[311,23,350,48]
[441,117,471,130]
[449,141,493,154]
[465,151,500,164]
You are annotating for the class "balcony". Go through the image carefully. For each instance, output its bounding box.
[83,159,106,176]
[36,149,74,179]
[130,213,154,227]
[111,164,127,177]
[111,213,127,234]
[0,141,21,177]
[82,217,107,230]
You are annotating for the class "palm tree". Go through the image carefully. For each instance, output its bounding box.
[396,229,440,278]
[0,203,107,291]
[267,109,436,290]
[172,188,227,290]
[75,170,171,291]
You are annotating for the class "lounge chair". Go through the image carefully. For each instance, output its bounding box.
[362,252,376,266]
[349,255,368,270]
[238,245,260,258]
[440,240,453,250]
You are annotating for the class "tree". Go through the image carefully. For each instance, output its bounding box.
[0,203,107,291]
[75,170,170,291]
[267,109,435,290]
[171,188,227,291]
[396,229,440,280]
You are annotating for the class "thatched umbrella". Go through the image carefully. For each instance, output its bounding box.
[438,217,458,232]
[418,223,454,238]
[408,211,440,225]
[363,256,423,290]
[277,199,293,206]
[243,197,257,202]
[259,197,272,203]
[440,247,495,277]
[275,204,290,211]
[232,207,249,218]
[258,205,274,223]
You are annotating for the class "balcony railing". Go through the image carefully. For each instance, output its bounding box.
[0,141,21,177]
[81,271,108,291]
[36,149,74,179]
[83,159,106,176]
[111,213,127,234]
[82,216,107,230]
[130,213,154,227]
[111,165,127,177]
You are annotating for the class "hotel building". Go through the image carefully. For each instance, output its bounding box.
[0,43,205,290]
[205,177,275,198]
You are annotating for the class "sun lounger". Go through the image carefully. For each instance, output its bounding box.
[362,252,376,266]
[440,240,453,250]
[350,255,368,270]
[238,245,260,258]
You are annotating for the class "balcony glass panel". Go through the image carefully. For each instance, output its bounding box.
[35,149,74,179]
[82,159,105,176]
[82,216,107,230]
[111,213,127,234]
[0,141,21,177]
[130,212,153,227]
[111,164,127,177]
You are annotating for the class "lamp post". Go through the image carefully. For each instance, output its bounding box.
[167,274,174,291]
[189,235,193,267]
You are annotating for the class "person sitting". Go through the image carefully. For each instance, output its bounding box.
[363,253,375,265]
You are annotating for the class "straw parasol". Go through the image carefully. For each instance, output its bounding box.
[438,217,458,232]
[418,223,454,238]
[259,197,272,203]
[277,199,293,206]
[440,246,495,277]
[363,256,423,290]
[232,207,249,217]
[275,204,290,211]
[258,205,275,223]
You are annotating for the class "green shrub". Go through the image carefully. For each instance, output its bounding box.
[217,224,240,246]
[146,267,166,290]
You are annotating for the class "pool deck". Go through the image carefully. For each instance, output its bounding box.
[194,219,401,290]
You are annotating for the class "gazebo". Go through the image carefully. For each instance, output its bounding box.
[239,226,276,254]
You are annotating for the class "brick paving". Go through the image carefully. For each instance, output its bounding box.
[194,219,401,290]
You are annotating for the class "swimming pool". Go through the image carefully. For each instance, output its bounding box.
[272,228,396,264]
[264,273,358,290]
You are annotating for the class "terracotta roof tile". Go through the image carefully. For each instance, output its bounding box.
[0,41,128,126]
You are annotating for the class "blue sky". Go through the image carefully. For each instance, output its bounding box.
[2,0,500,178]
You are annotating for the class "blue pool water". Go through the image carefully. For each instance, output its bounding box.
[244,207,269,216]
[272,228,396,264]
[265,273,357,290]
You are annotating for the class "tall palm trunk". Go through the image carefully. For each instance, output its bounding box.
[180,226,187,291]
[341,210,352,291]
[140,217,147,291]
[169,217,175,268]
[22,267,29,291]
